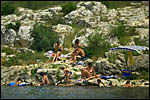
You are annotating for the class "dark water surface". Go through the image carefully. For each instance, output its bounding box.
[1,86,149,99]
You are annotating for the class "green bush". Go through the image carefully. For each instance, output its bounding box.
[6,21,20,32]
[1,2,16,15]
[110,21,135,45]
[61,2,77,15]
[30,24,60,52]
[108,52,118,64]
[85,31,111,60]
[134,37,149,47]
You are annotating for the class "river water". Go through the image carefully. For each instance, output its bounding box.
[1,86,149,99]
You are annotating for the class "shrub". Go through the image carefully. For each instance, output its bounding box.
[108,52,118,64]
[1,2,16,15]
[110,21,135,45]
[6,21,21,32]
[85,31,111,60]
[1,46,17,55]
[30,24,60,52]
[134,37,149,47]
[61,2,77,15]
[122,73,139,80]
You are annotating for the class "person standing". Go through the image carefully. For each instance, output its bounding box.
[53,40,63,62]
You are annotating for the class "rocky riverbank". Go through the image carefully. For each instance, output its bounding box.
[1,46,149,87]
[1,1,149,87]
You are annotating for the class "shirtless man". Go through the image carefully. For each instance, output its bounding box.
[60,66,72,85]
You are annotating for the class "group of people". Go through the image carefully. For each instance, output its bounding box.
[52,39,100,85]
[14,39,132,87]
[53,39,85,64]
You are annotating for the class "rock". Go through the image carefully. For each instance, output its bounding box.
[95,58,117,74]
[52,24,74,34]
[141,1,149,6]
[2,29,16,46]
[134,54,149,70]
[136,28,149,40]
[47,7,62,14]
[77,1,107,15]
[16,26,33,47]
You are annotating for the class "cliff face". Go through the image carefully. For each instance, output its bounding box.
[1,1,149,47]
[1,1,149,86]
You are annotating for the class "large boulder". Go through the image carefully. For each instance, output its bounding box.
[16,26,33,47]
[95,58,121,75]
[1,29,16,46]
[77,1,107,15]
[133,54,149,70]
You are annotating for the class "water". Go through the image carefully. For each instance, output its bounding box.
[1,86,149,99]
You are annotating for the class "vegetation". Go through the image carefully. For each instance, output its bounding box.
[1,2,16,15]
[1,1,79,11]
[61,2,77,15]
[101,1,132,9]
[85,31,112,61]
[108,52,118,64]
[110,21,138,45]
[42,14,66,27]
[30,24,60,52]
[1,46,49,67]
[123,70,149,80]
[134,37,149,47]
[6,21,21,32]
[1,46,17,55]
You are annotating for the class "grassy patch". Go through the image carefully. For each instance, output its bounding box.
[1,1,80,10]
[110,21,138,45]
[1,46,17,55]
[101,1,132,9]
[1,50,49,67]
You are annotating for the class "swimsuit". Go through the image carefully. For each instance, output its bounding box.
[57,48,62,52]
[67,71,72,74]
[81,56,85,61]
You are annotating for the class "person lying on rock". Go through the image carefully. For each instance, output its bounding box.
[123,80,132,87]
[53,40,63,62]
[37,72,50,86]
[69,39,85,65]
[81,62,101,81]
[15,78,23,86]
[60,66,72,86]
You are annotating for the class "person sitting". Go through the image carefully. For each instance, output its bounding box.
[74,39,81,48]
[81,62,101,81]
[15,78,23,86]
[123,80,132,87]
[60,66,72,86]
[53,40,63,62]
[37,72,50,86]
[69,39,85,64]
[69,47,85,64]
